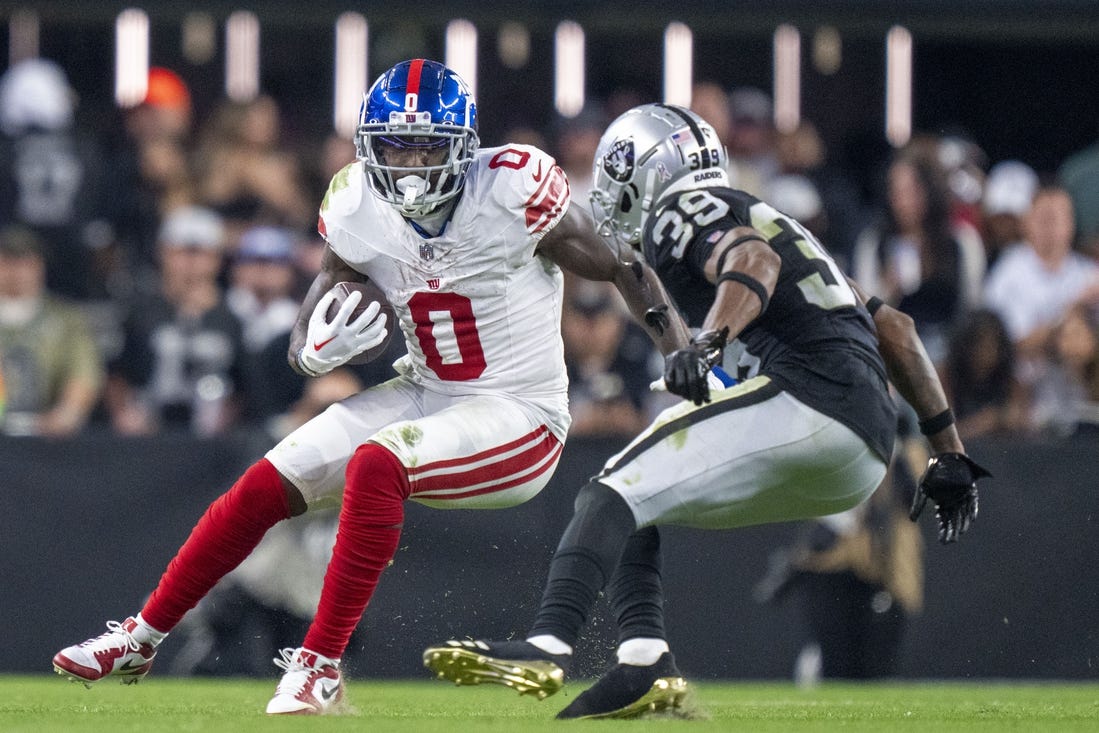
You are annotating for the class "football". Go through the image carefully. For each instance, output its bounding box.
[325,280,396,364]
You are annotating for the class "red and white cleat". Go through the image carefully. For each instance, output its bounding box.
[52,618,156,687]
[265,647,344,715]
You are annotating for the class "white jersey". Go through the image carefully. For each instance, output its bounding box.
[318,144,572,436]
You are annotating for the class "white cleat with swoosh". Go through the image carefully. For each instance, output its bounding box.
[265,647,344,715]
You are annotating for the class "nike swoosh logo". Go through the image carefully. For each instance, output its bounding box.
[118,658,149,672]
[532,160,544,182]
[319,682,339,701]
[313,336,336,351]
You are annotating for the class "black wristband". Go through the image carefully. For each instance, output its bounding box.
[919,408,955,436]
[716,271,770,315]
[865,296,885,316]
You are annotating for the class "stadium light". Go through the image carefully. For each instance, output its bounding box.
[226,10,260,102]
[554,21,584,118]
[9,8,39,65]
[181,12,217,65]
[663,22,692,107]
[773,24,801,134]
[497,22,530,69]
[115,8,149,108]
[334,12,368,139]
[812,26,842,75]
[446,19,478,98]
[886,25,913,147]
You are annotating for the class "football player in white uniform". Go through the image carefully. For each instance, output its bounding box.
[52,61,689,714]
[423,104,991,719]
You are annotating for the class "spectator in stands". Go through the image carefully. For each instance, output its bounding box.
[225,225,304,426]
[773,120,867,272]
[105,206,247,436]
[694,80,788,208]
[1029,302,1099,437]
[0,225,105,436]
[551,104,608,204]
[980,160,1038,269]
[193,94,314,244]
[983,184,1099,369]
[726,86,779,198]
[935,133,987,235]
[852,144,977,363]
[689,81,732,154]
[104,67,196,295]
[0,58,111,300]
[304,133,358,209]
[561,279,655,436]
[940,308,1029,439]
[1058,128,1099,259]
[928,134,987,300]
[766,173,828,241]
[227,225,300,355]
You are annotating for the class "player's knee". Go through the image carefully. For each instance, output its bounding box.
[225,458,294,524]
[573,480,631,520]
[344,442,412,521]
[563,481,637,543]
[281,474,307,517]
[557,480,638,570]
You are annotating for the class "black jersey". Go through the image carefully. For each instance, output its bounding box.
[643,186,896,462]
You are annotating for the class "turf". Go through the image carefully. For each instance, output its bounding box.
[2,675,1096,732]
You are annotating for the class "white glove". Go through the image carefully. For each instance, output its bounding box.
[297,288,388,376]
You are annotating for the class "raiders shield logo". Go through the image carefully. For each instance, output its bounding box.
[602,138,634,183]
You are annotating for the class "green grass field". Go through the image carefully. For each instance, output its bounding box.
[2,675,1096,732]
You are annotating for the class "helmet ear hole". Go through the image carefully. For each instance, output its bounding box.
[619,191,633,213]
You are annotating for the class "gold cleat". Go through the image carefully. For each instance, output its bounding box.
[554,652,692,720]
[422,641,566,699]
[574,676,690,720]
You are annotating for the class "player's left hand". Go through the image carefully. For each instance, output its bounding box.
[664,327,729,405]
[910,452,991,544]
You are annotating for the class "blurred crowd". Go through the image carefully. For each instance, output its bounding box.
[2,58,1099,446]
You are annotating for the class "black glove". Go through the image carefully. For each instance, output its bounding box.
[910,452,992,544]
[664,327,729,405]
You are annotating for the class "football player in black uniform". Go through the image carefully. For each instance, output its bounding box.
[424,104,989,719]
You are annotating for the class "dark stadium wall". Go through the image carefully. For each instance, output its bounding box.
[4,430,1096,680]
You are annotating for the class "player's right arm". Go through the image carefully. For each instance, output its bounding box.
[287,244,370,376]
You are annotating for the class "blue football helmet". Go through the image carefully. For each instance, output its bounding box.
[356,59,479,217]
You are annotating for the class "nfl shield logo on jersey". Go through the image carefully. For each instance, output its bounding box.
[420,242,435,261]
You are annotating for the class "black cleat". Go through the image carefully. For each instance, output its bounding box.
[555,652,689,720]
[422,639,569,700]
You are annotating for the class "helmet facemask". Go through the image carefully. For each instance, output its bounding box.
[357,111,476,217]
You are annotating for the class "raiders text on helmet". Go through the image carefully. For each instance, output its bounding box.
[356,59,479,217]
[589,103,728,249]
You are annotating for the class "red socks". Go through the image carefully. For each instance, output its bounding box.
[139,443,410,664]
[141,458,290,633]
[303,443,410,660]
